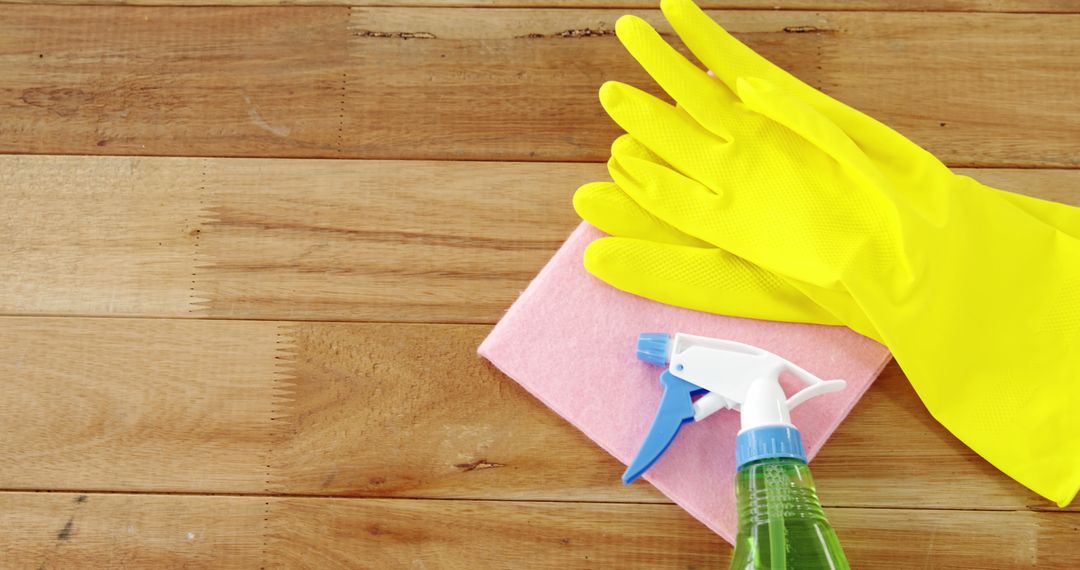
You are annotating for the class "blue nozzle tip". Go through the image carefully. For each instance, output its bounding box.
[636,333,671,366]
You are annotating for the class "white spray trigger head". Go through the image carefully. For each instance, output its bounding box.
[664,333,846,423]
[625,332,848,484]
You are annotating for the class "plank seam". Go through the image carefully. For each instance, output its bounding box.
[0,4,1077,14]
[0,312,504,325]
[0,488,1069,514]
[188,158,207,314]
[194,161,202,309]
[0,311,506,326]
[264,323,302,567]
[339,8,347,156]
[350,6,1079,15]
[3,151,1074,169]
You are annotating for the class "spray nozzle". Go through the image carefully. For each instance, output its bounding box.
[623,333,847,483]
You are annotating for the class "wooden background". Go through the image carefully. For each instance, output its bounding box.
[1,1,1078,568]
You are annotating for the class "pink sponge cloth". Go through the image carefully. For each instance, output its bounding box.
[479,223,892,543]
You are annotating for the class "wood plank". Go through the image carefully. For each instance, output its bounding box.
[195,158,585,321]
[826,508,1080,570]
[1,492,1076,569]
[345,8,1080,166]
[0,493,263,569]
[270,321,655,501]
[2,0,1078,13]
[0,492,720,569]
[0,317,282,494]
[0,6,350,158]
[2,316,1070,512]
[0,156,203,317]
[0,317,659,502]
[261,497,722,569]
[3,155,1078,322]
[0,155,589,321]
[1,7,1078,165]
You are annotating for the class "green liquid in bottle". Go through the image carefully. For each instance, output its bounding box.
[729,457,849,570]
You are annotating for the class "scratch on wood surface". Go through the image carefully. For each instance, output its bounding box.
[783,25,836,34]
[453,459,505,472]
[355,30,436,40]
[56,517,75,541]
[243,95,291,139]
[518,28,614,39]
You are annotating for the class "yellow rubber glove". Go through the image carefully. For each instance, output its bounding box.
[577,132,1080,343]
[578,0,1080,343]
[634,0,1080,236]
[591,5,1080,506]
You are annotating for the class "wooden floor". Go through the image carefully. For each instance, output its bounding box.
[1,1,1078,568]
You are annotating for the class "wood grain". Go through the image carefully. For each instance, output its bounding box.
[270,321,654,502]
[195,158,585,321]
[0,493,263,569]
[828,508,1079,570]
[0,156,203,317]
[0,155,589,320]
[2,316,1070,513]
[262,497,722,569]
[0,6,350,157]
[1,492,1076,569]
[1,7,1078,165]
[4,155,1079,322]
[0,317,657,502]
[0,492,721,569]
[0,317,282,493]
[3,0,1079,12]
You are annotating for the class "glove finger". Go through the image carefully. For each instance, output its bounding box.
[613,125,731,171]
[608,150,846,288]
[662,0,913,161]
[607,152,727,246]
[611,133,668,166]
[608,134,721,246]
[584,236,844,325]
[578,181,888,342]
[599,81,731,190]
[613,15,738,140]
[598,134,737,248]
[736,77,879,182]
[586,157,887,340]
[671,6,1080,237]
[661,0,801,96]
[574,181,710,247]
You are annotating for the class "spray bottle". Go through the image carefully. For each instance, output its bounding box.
[625,332,851,570]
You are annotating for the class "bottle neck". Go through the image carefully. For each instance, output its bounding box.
[735,425,806,469]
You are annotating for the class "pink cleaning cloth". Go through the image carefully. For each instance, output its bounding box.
[479,223,892,543]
